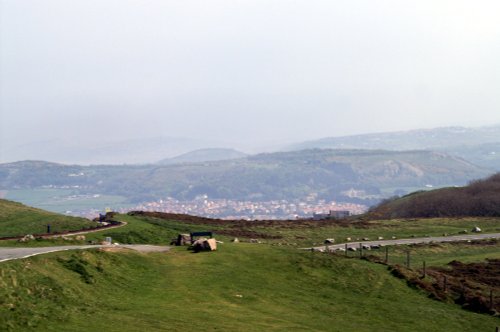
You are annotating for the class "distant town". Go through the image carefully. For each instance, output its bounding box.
[85,196,367,220]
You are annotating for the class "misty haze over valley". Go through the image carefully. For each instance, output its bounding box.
[2,1,500,219]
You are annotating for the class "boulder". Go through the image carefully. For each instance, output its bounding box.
[176,234,192,246]
[192,238,217,252]
[324,238,335,244]
[231,238,240,243]
[206,238,217,251]
[472,226,482,233]
[19,234,35,242]
[75,235,86,241]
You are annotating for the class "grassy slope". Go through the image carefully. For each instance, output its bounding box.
[2,212,500,331]
[0,199,96,238]
[1,245,498,332]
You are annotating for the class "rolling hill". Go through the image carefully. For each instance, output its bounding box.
[367,173,500,219]
[0,149,490,209]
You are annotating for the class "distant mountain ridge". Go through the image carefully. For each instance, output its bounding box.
[158,148,247,165]
[289,125,500,169]
[3,125,500,167]
[290,125,500,150]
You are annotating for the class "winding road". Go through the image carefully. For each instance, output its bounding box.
[306,232,500,251]
[0,245,170,263]
[2,233,499,263]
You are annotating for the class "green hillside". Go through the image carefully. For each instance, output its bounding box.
[2,244,498,331]
[368,173,500,219]
[0,199,96,238]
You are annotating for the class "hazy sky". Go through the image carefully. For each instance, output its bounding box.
[2,0,500,152]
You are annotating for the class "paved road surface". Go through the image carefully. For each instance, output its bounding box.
[0,245,170,263]
[306,232,500,252]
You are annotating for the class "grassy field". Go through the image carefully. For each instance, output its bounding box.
[0,199,97,238]
[1,244,499,332]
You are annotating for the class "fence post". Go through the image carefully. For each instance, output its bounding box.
[385,246,388,263]
[359,243,362,257]
[345,243,348,256]
[423,261,426,278]
[406,251,410,269]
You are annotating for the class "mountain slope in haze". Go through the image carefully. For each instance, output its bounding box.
[0,149,490,206]
[289,125,500,169]
[367,173,500,219]
[0,198,96,237]
[158,148,247,165]
[0,136,232,165]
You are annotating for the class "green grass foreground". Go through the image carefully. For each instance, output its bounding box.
[1,244,498,331]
